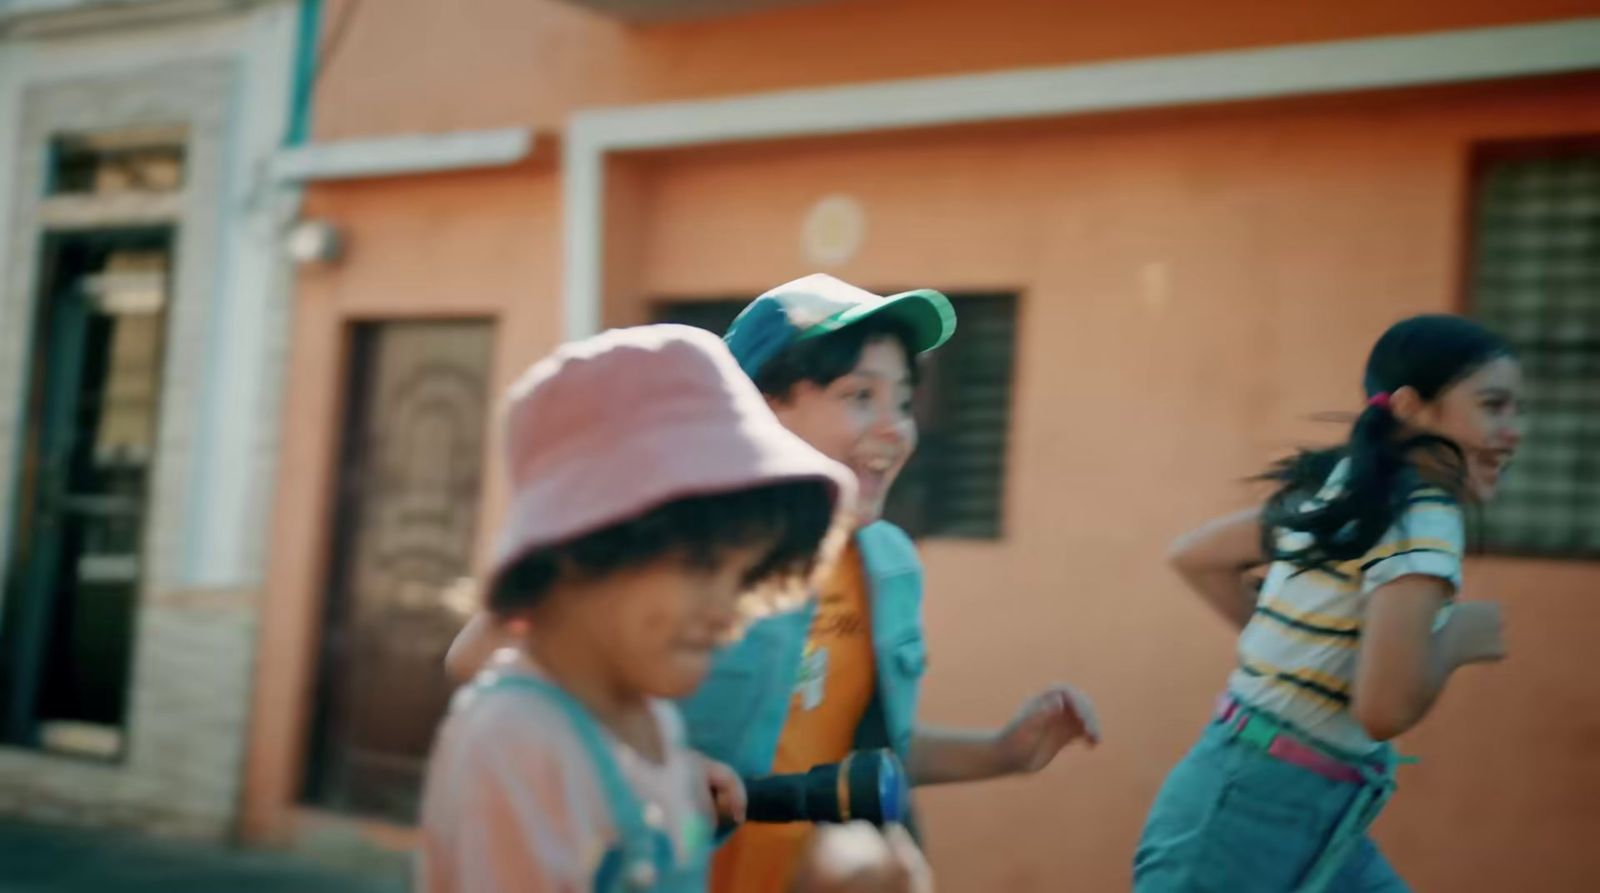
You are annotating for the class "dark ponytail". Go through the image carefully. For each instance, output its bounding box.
[1260,315,1512,569]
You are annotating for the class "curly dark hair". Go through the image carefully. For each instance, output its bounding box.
[488,479,836,614]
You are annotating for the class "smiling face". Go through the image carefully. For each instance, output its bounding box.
[1401,355,1524,504]
[768,336,917,529]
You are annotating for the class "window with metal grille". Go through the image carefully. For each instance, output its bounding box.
[1468,141,1600,557]
[655,293,1017,539]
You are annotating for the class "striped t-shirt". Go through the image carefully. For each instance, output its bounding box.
[1229,460,1464,756]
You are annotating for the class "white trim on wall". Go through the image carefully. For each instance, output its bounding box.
[563,16,1600,339]
[270,128,536,182]
[0,0,288,36]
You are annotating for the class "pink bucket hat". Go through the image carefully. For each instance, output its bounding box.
[487,324,855,596]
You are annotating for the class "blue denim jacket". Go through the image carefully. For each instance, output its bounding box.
[677,521,926,779]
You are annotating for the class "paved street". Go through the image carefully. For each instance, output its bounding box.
[0,820,406,892]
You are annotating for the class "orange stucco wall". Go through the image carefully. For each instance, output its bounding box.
[254,0,1600,886]
[601,75,1600,890]
[256,68,1600,886]
[310,0,1600,139]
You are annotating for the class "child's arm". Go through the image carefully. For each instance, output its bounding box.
[1353,581,1504,741]
[444,611,517,683]
[792,823,933,893]
[1166,508,1267,630]
[1350,494,1505,741]
[906,685,1099,785]
[698,754,747,824]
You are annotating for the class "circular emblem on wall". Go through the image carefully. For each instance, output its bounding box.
[802,194,867,268]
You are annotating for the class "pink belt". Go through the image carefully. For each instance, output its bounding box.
[1215,696,1370,785]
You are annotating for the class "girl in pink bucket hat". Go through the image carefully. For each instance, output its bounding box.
[417,324,855,893]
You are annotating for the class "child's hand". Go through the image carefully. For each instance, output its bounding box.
[791,823,932,893]
[994,684,1101,774]
[702,757,747,824]
[1439,600,1507,668]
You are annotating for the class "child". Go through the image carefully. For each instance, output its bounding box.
[446,274,1099,893]
[696,274,1099,893]
[1134,315,1522,892]
[417,324,853,892]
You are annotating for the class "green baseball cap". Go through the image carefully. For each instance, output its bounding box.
[724,273,957,378]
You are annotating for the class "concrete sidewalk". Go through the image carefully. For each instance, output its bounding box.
[0,820,407,892]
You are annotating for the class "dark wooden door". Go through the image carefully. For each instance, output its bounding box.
[303,320,494,821]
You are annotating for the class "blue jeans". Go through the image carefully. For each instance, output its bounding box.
[1134,721,1409,893]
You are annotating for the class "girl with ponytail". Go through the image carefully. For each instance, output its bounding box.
[1134,315,1524,893]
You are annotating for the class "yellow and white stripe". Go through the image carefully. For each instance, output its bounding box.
[1228,466,1465,755]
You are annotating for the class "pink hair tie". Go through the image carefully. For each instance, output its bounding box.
[1366,392,1393,411]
